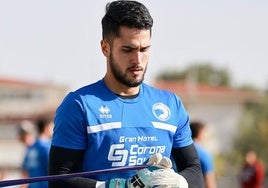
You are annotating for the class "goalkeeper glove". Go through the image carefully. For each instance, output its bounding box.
[133,153,188,188]
[104,153,188,188]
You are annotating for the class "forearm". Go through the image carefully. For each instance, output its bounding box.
[179,164,203,188]
[205,172,217,188]
[48,146,97,188]
[48,177,96,188]
[172,144,204,188]
[48,177,97,188]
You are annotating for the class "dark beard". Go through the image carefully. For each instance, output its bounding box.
[109,53,146,87]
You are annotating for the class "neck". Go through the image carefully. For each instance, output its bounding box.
[39,133,51,140]
[194,138,202,144]
[103,75,140,96]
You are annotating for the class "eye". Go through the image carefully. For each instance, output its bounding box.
[122,48,132,53]
[140,47,150,52]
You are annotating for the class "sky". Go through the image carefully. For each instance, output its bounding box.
[0,0,267,90]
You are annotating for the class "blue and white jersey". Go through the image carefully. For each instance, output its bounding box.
[194,142,214,175]
[52,79,192,180]
[23,138,51,188]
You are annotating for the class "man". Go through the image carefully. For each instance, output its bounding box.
[17,120,36,188]
[23,115,54,188]
[49,1,203,188]
[240,150,265,188]
[190,121,217,188]
[18,120,36,148]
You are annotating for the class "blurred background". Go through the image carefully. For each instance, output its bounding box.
[0,0,267,187]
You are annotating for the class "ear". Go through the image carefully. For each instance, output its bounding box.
[101,40,110,57]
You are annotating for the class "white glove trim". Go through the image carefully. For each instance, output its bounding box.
[96,181,105,188]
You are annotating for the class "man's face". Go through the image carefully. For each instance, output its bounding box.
[107,26,151,87]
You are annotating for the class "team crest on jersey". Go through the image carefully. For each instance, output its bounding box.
[99,105,112,118]
[152,103,171,121]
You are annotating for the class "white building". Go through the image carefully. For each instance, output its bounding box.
[0,77,68,176]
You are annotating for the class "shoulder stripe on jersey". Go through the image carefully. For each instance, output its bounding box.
[87,122,121,134]
[151,122,177,133]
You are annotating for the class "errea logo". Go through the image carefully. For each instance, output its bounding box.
[152,103,170,121]
[99,105,112,118]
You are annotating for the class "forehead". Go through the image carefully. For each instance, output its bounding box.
[113,26,151,47]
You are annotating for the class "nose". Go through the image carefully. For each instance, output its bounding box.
[131,51,142,64]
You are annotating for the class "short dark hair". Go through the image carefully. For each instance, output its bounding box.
[190,121,205,139]
[36,115,54,134]
[101,0,153,42]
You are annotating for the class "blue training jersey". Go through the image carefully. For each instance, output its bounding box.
[23,138,51,188]
[194,142,214,175]
[52,80,193,181]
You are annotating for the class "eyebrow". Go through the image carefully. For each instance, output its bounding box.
[121,45,151,50]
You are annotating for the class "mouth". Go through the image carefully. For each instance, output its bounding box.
[129,67,143,75]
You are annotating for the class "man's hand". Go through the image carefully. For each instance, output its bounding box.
[149,168,188,188]
[128,153,188,188]
[106,153,188,188]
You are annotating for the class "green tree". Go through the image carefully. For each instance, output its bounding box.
[156,62,231,86]
[234,93,268,161]
[220,92,268,179]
